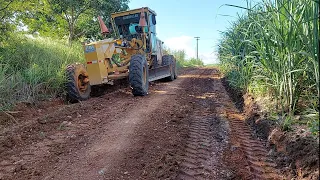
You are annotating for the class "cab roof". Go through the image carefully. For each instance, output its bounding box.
[111,7,157,18]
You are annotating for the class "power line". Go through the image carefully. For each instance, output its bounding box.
[194,37,200,60]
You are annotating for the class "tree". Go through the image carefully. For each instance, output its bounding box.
[19,0,129,44]
[0,0,13,41]
[0,0,33,42]
[17,0,67,38]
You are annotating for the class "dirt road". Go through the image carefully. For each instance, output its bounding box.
[0,68,282,180]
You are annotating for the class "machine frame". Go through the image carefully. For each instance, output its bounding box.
[66,7,177,101]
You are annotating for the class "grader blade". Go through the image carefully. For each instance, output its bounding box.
[148,65,171,82]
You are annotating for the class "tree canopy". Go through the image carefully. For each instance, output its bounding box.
[0,0,129,43]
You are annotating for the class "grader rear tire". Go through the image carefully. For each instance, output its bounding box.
[65,63,91,102]
[129,55,149,96]
[171,55,178,79]
[162,55,174,81]
[174,64,178,79]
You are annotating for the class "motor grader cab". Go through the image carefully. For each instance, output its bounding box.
[65,7,177,102]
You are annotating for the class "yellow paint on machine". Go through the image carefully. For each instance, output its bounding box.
[84,38,115,85]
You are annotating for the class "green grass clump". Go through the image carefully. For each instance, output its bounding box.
[0,34,84,110]
[205,64,220,68]
[180,58,204,67]
[218,0,319,133]
[164,48,204,68]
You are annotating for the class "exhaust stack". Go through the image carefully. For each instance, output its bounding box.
[98,16,110,34]
[139,7,147,27]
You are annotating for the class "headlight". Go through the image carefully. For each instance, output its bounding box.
[116,39,122,45]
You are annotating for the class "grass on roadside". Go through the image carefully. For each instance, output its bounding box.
[164,48,204,68]
[0,34,84,111]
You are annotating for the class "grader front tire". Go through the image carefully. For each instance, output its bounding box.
[129,55,149,96]
[65,63,91,102]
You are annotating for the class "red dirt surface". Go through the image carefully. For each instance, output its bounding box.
[222,76,319,180]
[2,67,314,180]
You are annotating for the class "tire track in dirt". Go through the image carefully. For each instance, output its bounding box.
[215,75,284,179]
[177,68,283,180]
[226,113,284,180]
[177,115,214,180]
[177,68,232,180]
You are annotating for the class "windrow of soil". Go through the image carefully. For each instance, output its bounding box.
[221,77,319,180]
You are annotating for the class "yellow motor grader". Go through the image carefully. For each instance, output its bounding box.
[65,7,177,102]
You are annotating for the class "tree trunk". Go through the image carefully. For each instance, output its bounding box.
[68,7,75,46]
[68,25,74,46]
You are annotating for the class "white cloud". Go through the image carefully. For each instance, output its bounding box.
[163,35,195,58]
[199,52,219,65]
[163,35,219,65]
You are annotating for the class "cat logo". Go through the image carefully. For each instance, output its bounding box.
[85,45,95,53]
[123,14,139,20]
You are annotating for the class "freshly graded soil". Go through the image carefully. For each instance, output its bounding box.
[1,67,316,180]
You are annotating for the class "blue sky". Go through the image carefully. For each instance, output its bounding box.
[128,0,249,64]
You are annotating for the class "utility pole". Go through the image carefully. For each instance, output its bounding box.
[194,37,200,60]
